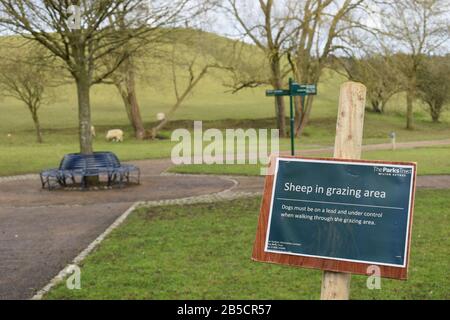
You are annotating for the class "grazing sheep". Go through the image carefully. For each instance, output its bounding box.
[7,133,12,138]
[91,125,96,137]
[106,129,124,142]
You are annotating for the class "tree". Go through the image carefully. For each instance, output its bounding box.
[338,55,403,113]
[149,31,227,139]
[286,0,366,136]
[103,6,149,140]
[109,53,146,139]
[224,0,295,137]
[0,45,55,143]
[104,3,207,140]
[379,0,450,129]
[417,56,450,122]
[0,0,189,153]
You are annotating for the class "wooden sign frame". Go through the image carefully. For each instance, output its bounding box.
[252,156,417,280]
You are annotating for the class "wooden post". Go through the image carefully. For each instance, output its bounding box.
[320,81,367,300]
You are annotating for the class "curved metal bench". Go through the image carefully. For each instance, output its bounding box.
[40,152,140,190]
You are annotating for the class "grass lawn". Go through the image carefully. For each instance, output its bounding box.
[169,146,450,176]
[1,116,449,177]
[45,189,450,300]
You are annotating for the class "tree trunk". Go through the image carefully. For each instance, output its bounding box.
[151,118,169,139]
[295,95,314,137]
[406,89,414,130]
[381,100,387,114]
[275,95,286,138]
[431,113,440,123]
[117,85,134,125]
[117,80,145,140]
[430,103,441,123]
[125,65,145,140]
[270,57,286,137]
[76,73,93,154]
[371,100,382,113]
[150,66,209,139]
[31,110,43,143]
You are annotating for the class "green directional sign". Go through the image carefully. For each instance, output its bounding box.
[266,85,317,97]
[292,84,317,96]
[265,78,318,156]
[266,89,290,97]
[291,84,317,96]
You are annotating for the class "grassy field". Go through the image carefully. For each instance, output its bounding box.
[169,146,450,176]
[45,189,450,300]
[0,32,449,177]
[1,116,449,177]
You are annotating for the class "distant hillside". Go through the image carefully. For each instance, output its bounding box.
[0,28,444,135]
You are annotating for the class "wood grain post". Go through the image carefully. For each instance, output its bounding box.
[320,81,367,300]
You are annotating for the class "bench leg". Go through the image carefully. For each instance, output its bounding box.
[119,173,125,188]
[40,174,45,189]
[57,175,66,187]
[42,175,56,190]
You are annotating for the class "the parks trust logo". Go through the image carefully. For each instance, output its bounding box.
[374,166,413,177]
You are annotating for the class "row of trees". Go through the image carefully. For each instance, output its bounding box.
[223,0,449,135]
[0,29,221,143]
[0,0,211,149]
[339,54,450,122]
[0,0,449,150]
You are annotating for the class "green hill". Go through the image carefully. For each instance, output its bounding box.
[0,29,446,132]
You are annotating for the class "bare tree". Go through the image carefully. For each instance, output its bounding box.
[0,44,56,143]
[224,0,296,137]
[287,0,366,136]
[150,32,228,139]
[104,2,210,140]
[0,0,189,153]
[379,0,450,129]
[102,4,153,140]
[108,53,146,139]
[337,54,403,113]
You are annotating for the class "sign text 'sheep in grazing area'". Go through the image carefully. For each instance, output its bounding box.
[253,157,417,280]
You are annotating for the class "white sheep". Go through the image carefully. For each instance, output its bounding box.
[91,125,96,138]
[106,129,124,142]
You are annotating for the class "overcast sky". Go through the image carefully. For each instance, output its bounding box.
[198,1,450,54]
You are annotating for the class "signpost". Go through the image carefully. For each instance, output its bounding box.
[254,82,417,299]
[266,79,317,156]
[390,132,397,150]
